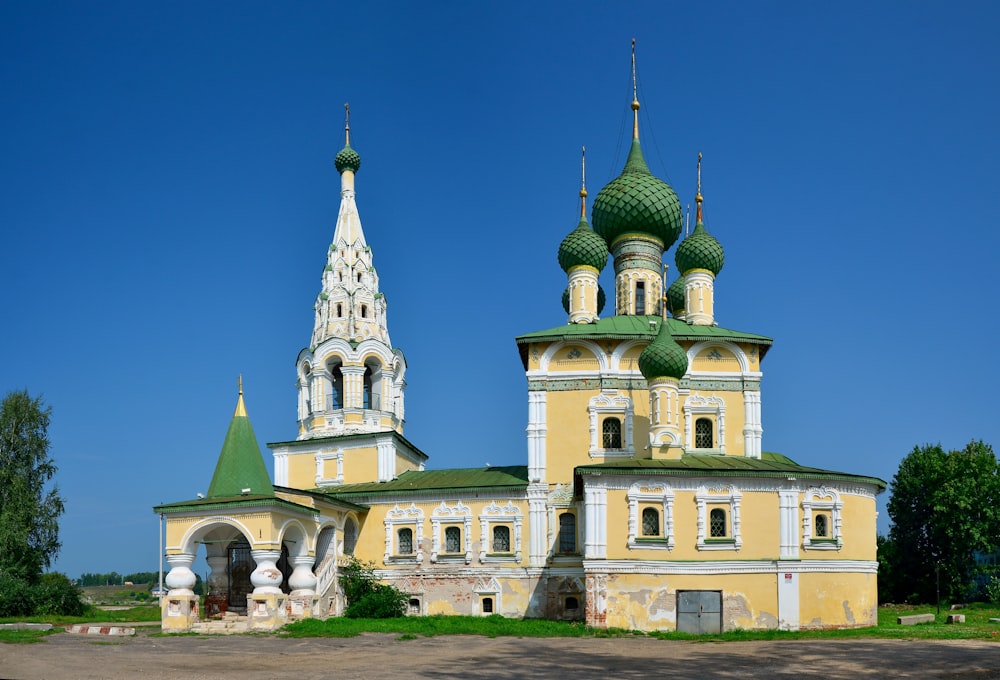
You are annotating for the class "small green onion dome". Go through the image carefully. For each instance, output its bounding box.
[667,277,686,316]
[638,319,688,380]
[561,285,607,315]
[558,218,609,273]
[592,140,683,250]
[335,144,361,174]
[675,221,724,276]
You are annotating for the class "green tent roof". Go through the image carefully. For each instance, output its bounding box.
[205,394,274,499]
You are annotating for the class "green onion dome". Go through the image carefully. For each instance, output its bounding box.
[561,285,606,315]
[592,139,683,250]
[667,277,686,316]
[558,218,609,272]
[638,319,688,380]
[335,144,361,174]
[675,221,724,276]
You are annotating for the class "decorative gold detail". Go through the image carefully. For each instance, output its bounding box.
[631,38,640,140]
[580,146,588,218]
[695,151,704,222]
[344,102,351,145]
[235,375,248,417]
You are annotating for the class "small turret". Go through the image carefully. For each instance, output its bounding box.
[675,153,724,326]
[558,147,609,323]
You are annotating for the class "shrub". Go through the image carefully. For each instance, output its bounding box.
[0,573,35,617]
[986,575,1000,605]
[339,558,406,619]
[32,573,86,616]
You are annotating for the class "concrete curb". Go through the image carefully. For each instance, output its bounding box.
[65,625,136,636]
[0,623,53,631]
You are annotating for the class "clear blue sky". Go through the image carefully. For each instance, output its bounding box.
[2,2,998,579]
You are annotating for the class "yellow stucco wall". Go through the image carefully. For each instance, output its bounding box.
[799,572,878,628]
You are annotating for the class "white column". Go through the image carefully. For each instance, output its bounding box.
[527,485,548,566]
[684,270,715,326]
[526,391,547,483]
[583,486,607,559]
[165,553,197,595]
[250,550,283,595]
[568,267,600,323]
[205,553,228,598]
[342,366,365,409]
[376,435,394,482]
[778,490,799,559]
[288,555,318,599]
[742,390,763,459]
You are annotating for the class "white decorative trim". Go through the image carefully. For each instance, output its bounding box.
[583,475,880,499]
[683,393,726,453]
[742,390,763,459]
[802,486,843,550]
[429,501,472,564]
[274,452,289,486]
[528,485,548,567]
[684,340,759,378]
[583,486,607,558]
[479,501,523,563]
[532,339,610,375]
[778,490,799,558]
[626,482,675,550]
[384,503,424,564]
[473,577,502,615]
[314,450,345,487]
[695,484,742,551]
[376,434,394,482]
[588,390,635,458]
[526,391,547,483]
[583,559,879,575]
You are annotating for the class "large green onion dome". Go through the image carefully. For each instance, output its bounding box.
[592,139,683,250]
[675,221,725,276]
[638,319,688,380]
[558,217,609,272]
[335,144,361,174]
[561,285,606,315]
[667,277,686,316]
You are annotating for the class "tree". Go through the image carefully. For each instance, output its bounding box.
[0,390,64,583]
[339,558,407,618]
[885,441,1000,603]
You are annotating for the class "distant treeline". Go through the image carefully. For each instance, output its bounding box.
[77,571,161,586]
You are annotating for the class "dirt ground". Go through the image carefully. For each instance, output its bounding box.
[2,630,999,679]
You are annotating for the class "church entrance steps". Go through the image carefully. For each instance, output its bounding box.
[192,612,249,635]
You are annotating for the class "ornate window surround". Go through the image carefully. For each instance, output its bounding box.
[627,482,675,550]
[314,450,345,487]
[474,577,502,616]
[696,485,742,551]
[802,487,843,550]
[478,501,523,563]
[430,501,473,564]
[589,390,635,458]
[384,503,424,564]
[684,394,726,453]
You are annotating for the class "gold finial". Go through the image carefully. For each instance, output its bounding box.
[695,151,704,223]
[344,102,351,146]
[631,38,640,140]
[579,146,588,218]
[235,375,247,416]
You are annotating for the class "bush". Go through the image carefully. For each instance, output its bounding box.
[339,558,406,619]
[986,575,1000,605]
[0,573,35,617]
[32,573,86,616]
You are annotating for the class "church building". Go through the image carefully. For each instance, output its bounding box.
[154,54,885,634]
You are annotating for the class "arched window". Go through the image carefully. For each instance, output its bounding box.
[558,513,576,553]
[695,417,714,449]
[482,597,494,614]
[328,364,344,410]
[444,526,461,553]
[336,303,343,317]
[492,526,511,553]
[815,513,828,538]
[602,417,622,449]
[710,508,727,538]
[363,367,373,409]
[361,304,368,318]
[564,596,579,611]
[397,528,413,555]
[635,281,646,315]
[641,507,660,537]
[343,518,358,555]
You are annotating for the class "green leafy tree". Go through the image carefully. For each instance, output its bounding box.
[0,390,64,583]
[885,441,1000,603]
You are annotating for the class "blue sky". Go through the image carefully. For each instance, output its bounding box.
[2,2,998,579]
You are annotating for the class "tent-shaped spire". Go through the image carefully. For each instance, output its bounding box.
[206,379,274,499]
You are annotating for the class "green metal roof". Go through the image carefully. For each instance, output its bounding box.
[335,144,361,174]
[324,465,529,500]
[676,221,725,276]
[205,396,274,500]
[638,319,688,380]
[153,494,312,515]
[576,452,886,490]
[267,430,429,461]
[558,218,609,273]
[516,315,772,353]
[667,277,686,315]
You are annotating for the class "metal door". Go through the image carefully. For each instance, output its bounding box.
[228,539,253,610]
[676,590,722,634]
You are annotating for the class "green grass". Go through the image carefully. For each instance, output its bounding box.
[0,604,161,626]
[0,629,59,644]
[281,604,1000,642]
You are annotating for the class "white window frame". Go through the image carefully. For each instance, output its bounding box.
[802,487,843,551]
[626,482,675,550]
[588,391,634,458]
[474,577,502,616]
[696,485,742,551]
[384,503,424,564]
[314,450,345,487]
[430,501,472,564]
[683,394,726,453]
[479,501,523,562]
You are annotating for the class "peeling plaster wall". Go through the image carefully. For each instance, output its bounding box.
[799,572,877,628]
